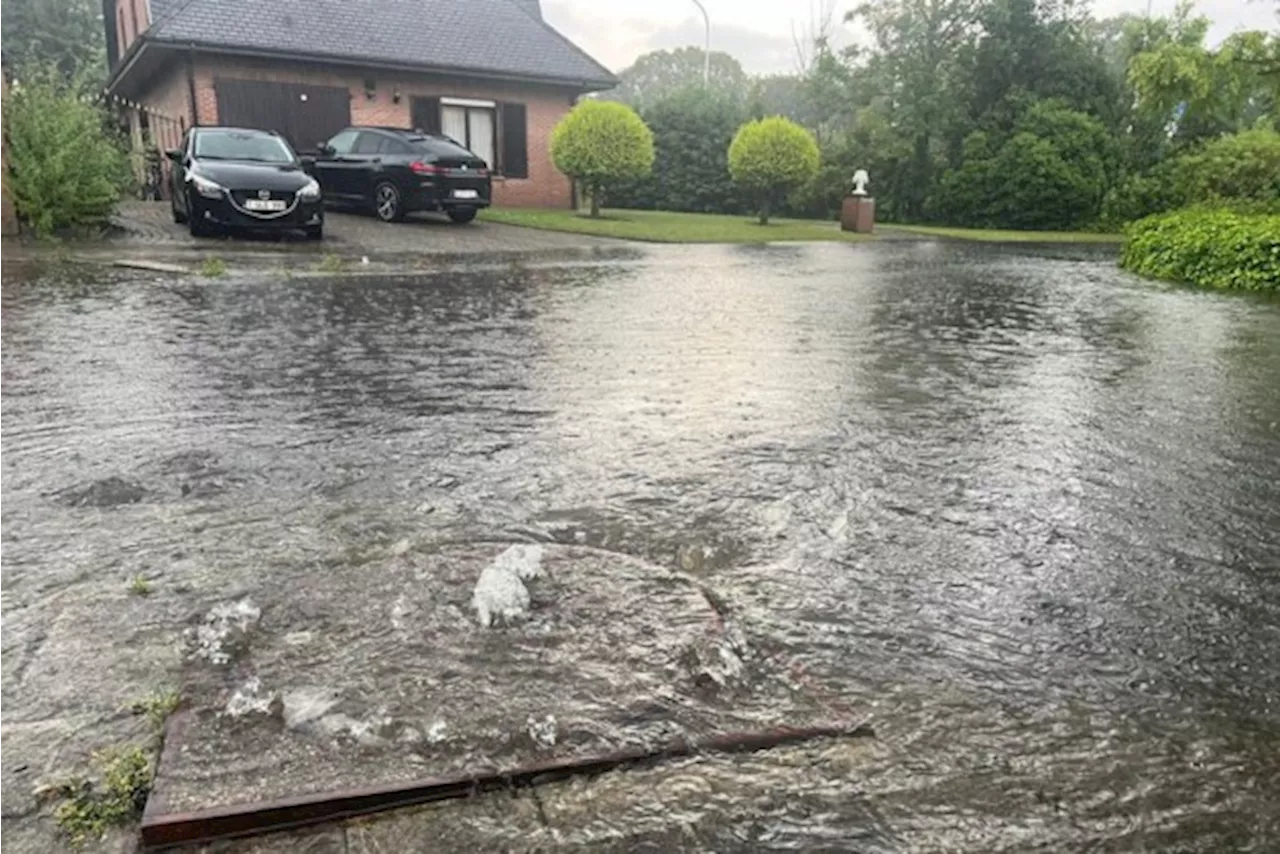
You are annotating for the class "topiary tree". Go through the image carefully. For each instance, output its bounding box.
[727,117,819,224]
[550,100,654,218]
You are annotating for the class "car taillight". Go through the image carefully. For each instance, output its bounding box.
[410,161,444,175]
[473,168,488,177]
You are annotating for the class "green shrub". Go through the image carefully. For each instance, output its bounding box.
[728,116,820,225]
[1120,208,1280,291]
[931,102,1112,230]
[3,64,130,236]
[550,100,654,218]
[610,88,747,215]
[1178,129,1280,208]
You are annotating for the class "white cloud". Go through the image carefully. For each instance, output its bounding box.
[542,0,1276,76]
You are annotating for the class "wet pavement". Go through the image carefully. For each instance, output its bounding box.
[3,240,1280,852]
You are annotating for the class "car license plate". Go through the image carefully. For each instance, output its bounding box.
[245,199,287,211]
[452,189,479,200]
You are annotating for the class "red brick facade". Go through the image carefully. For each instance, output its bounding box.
[123,44,578,207]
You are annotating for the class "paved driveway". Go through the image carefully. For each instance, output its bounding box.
[109,201,624,258]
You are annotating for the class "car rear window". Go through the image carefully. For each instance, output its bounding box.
[407,136,476,158]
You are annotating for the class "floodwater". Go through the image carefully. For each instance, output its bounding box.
[3,241,1280,851]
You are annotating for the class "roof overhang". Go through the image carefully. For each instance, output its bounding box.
[106,38,617,100]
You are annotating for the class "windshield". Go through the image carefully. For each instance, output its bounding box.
[195,131,295,163]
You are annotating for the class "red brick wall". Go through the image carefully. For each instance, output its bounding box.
[116,0,151,52]
[185,57,576,208]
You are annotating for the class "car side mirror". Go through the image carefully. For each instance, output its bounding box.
[165,148,183,162]
[299,155,316,171]
[317,143,334,157]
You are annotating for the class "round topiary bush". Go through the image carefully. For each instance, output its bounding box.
[727,117,819,225]
[550,100,655,218]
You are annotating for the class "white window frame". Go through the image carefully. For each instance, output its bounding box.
[440,97,497,169]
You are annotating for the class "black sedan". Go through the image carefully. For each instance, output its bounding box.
[312,127,490,223]
[168,127,324,239]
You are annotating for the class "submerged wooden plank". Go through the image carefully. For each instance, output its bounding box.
[140,722,873,849]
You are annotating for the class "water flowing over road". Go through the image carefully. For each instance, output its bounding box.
[3,241,1279,851]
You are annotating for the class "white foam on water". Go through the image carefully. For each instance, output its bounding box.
[472,544,545,628]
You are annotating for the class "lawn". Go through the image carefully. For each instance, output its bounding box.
[878,223,1123,243]
[479,207,867,243]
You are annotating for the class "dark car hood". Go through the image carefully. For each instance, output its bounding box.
[191,160,312,191]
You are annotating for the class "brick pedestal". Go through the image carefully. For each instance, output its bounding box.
[840,195,875,233]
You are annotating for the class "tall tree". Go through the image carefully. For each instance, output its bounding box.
[603,48,749,111]
[846,0,983,219]
[1,0,105,81]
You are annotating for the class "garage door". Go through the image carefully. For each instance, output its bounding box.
[214,79,351,153]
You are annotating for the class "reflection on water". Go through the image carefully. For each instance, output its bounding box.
[3,242,1279,849]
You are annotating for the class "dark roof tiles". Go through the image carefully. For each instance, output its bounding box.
[145,0,615,87]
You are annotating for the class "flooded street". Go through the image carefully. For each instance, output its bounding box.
[4,240,1280,851]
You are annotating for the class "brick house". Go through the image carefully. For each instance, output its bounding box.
[102,0,616,208]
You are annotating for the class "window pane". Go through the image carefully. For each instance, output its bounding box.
[328,130,358,154]
[468,108,494,168]
[353,133,383,154]
[441,106,467,149]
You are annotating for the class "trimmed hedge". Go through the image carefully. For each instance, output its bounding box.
[1120,209,1280,291]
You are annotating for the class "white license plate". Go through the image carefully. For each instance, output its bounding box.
[452,189,479,200]
[244,199,287,211]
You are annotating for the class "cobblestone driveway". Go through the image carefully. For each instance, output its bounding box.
[109,200,622,257]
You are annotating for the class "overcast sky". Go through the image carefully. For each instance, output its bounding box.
[544,0,1278,75]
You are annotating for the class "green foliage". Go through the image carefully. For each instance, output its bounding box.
[199,257,227,277]
[551,101,655,217]
[1121,209,1280,291]
[315,253,344,273]
[127,575,152,596]
[603,48,749,111]
[53,747,152,847]
[1179,129,1280,207]
[931,102,1112,229]
[610,88,746,214]
[3,64,131,237]
[1,0,105,81]
[728,117,820,224]
[1102,129,1280,226]
[128,688,181,728]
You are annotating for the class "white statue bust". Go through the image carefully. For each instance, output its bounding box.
[851,169,870,196]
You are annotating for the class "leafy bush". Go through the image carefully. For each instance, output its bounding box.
[1178,129,1280,208]
[1100,161,1185,229]
[550,100,654,218]
[1102,129,1280,228]
[728,117,820,224]
[931,101,1111,230]
[1120,208,1280,291]
[3,65,130,236]
[610,88,746,215]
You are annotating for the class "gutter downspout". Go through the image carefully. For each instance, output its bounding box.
[185,45,199,127]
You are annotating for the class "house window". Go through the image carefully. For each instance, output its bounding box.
[411,97,527,178]
[441,98,495,170]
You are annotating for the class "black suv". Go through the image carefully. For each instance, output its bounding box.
[168,127,324,239]
[312,127,491,223]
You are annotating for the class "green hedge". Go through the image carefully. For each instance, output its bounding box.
[1120,209,1280,291]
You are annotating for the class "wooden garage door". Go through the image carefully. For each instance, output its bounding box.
[214,79,351,152]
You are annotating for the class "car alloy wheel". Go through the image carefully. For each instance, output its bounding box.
[373,182,402,222]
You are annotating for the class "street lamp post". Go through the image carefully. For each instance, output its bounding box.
[691,0,710,86]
